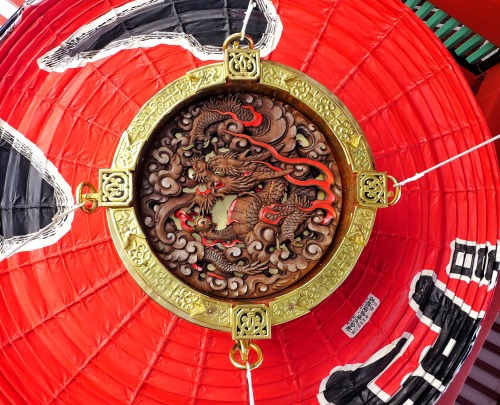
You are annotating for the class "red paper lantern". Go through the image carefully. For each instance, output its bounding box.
[0,1,498,404]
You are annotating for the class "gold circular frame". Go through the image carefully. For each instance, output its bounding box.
[107,60,379,332]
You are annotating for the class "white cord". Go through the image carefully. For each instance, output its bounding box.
[0,202,85,262]
[241,1,256,40]
[246,361,255,405]
[394,134,500,187]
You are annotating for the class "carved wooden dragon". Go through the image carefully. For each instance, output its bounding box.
[139,93,341,297]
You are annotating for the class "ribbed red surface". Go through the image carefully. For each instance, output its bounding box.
[0,0,498,404]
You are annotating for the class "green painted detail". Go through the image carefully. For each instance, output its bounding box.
[466,42,497,64]
[444,26,473,48]
[425,10,447,29]
[416,2,435,19]
[404,0,421,9]
[455,34,486,56]
[403,0,499,67]
[434,17,459,39]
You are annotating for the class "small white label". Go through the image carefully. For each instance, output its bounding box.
[342,294,380,338]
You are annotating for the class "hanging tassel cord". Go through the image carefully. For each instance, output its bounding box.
[393,134,500,187]
[0,202,85,262]
[241,1,256,40]
[246,361,255,405]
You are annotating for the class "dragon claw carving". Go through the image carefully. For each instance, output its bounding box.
[244,260,270,275]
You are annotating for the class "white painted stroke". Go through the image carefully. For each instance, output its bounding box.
[0,0,18,20]
[0,119,74,257]
[37,0,283,72]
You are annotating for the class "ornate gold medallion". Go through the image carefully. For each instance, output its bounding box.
[77,35,399,361]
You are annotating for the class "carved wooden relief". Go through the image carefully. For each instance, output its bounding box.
[137,93,342,298]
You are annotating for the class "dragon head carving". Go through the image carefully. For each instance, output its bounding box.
[190,151,292,207]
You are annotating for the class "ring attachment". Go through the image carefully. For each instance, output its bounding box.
[76,182,99,213]
[229,340,263,370]
[222,33,255,50]
[387,175,402,206]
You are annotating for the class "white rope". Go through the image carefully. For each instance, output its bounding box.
[394,134,500,187]
[241,0,256,40]
[0,202,85,262]
[246,361,255,405]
